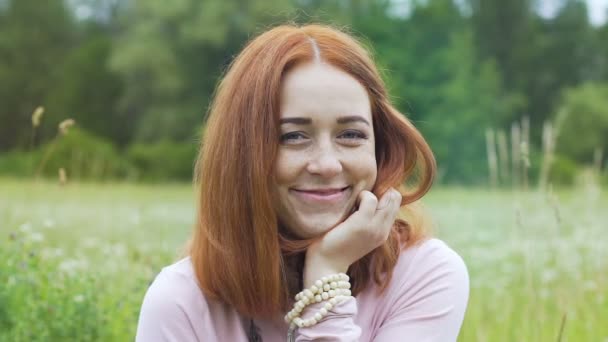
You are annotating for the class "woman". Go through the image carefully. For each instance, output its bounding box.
[136,24,469,342]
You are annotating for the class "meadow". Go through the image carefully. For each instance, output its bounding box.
[1,177,606,341]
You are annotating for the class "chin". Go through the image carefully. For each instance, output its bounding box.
[295,213,347,238]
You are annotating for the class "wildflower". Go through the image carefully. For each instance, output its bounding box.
[29,232,44,243]
[19,222,32,233]
[43,218,55,228]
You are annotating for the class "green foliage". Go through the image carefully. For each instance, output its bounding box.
[425,30,519,184]
[126,140,198,181]
[44,32,126,146]
[0,128,136,180]
[365,0,519,184]
[0,231,104,341]
[0,149,39,178]
[44,128,136,180]
[1,0,608,184]
[555,82,608,163]
[1,180,607,341]
[0,212,157,340]
[109,0,294,143]
[549,154,580,185]
[0,0,75,149]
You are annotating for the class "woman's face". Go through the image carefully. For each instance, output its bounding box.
[272,62,377,239]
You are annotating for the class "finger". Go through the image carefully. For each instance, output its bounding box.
[376,190,402,225]
[388,190,402,217]
[369,190,401,244]
[357,190,378,217]
[376,188,395,211]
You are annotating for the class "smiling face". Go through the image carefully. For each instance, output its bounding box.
[272,62,377,239]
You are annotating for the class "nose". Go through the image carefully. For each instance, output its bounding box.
[305,145,343,178]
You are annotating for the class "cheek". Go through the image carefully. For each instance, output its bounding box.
[273,152,293,185]
[347,149,377,188]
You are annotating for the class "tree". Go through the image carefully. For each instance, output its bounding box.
[527,0,595,128]
[555,83,608,164]
[109,0,294,143]
[367,0,515,183]
[0,0,75,150]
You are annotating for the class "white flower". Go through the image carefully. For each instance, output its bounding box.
[19,222,32,233]
[29,232,44,242]
[43,219,55,228]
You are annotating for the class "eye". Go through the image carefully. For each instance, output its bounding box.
[338,130,368,140]
[280,131,308,144]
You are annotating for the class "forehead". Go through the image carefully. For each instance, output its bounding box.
[279,62,372,123]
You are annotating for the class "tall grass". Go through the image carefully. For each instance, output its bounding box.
[0,178,606,341]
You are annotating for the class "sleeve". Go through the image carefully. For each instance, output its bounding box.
[372,240,470,342]
[295,240,469,342]
[135,270,203,342]
[295,296,362,341]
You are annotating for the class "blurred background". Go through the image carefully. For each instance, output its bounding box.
[0,0,606,341]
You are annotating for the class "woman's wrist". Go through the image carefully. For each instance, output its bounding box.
[303,252,349,289]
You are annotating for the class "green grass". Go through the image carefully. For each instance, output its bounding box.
[1,178,606,341]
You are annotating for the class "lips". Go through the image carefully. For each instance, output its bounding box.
[290,186,351,205]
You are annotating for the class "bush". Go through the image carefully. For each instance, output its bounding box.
[126,140,197,182]
[0,128,137,181]
[0,149,40,178]
[548,155,579,186]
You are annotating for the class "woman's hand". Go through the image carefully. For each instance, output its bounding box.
[303,188,403,288]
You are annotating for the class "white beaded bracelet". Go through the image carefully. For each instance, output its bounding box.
[284,273,353,328]
[290,295,349,328]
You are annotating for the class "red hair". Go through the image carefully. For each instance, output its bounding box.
[189,24,436,319]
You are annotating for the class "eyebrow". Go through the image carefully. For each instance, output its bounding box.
[279,115,370,126]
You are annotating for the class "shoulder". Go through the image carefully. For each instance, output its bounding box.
[364,239,469,340]
[397,238,468,280]
[136,257,210,341]
[388,238,469,312]
[142,257,206,311]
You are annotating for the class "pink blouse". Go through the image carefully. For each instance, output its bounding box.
[136,238,469,341]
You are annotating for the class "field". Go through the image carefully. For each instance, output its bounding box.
[1,178,606,341]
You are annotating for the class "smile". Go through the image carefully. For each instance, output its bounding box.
[290,186,351,205]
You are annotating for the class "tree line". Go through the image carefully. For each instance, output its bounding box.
[0,0,606,184]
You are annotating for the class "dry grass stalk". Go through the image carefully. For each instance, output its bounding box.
[539,121,555,191]
[593,147,603,175]
[59,119,75,135]
[58,168,67,186]
[521,116,530,190]
[35,118,76,180]
[30,106,44,151]
[546,183,562,225]
[520,141,530,188]
[497,130,509,185]
[31,107,44,128]
[511,122,521,189]
[29,106,45,175]
[556,312,567,342]
[485,128,498,188]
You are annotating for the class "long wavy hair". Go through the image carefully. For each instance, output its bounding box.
[189,24,436,319]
